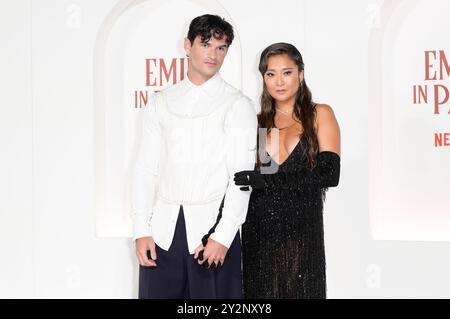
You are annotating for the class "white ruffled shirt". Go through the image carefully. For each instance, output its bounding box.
[131,73,257,254]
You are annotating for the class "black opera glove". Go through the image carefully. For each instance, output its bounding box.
[270,151,340,189]
[234,151,341,190]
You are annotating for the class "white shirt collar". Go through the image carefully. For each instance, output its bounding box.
[163,72,227,118]
[185,72,223,98]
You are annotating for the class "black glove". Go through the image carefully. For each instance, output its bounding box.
[233,170,266,190]
[234,151,340,191]
[269,151,340,189]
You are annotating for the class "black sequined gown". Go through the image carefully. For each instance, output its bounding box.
[242,135,327,299]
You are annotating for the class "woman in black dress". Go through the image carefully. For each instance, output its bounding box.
[234,43,341,299]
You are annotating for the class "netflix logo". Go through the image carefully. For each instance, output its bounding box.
[133,57,189,108]
[412,50,450,148]
[435,132,450,147]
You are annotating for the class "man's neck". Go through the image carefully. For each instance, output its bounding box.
[187,70,215,86]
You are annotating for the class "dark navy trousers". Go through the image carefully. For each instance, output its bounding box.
[138,205,243,299]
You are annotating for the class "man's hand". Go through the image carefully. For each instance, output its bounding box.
[194,238,228,269]
[136,236,157,267]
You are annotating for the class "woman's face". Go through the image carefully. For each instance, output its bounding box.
[263,54,304,106]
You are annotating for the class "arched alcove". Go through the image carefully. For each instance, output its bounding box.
[93,0,243,237]
[368,0,450,241]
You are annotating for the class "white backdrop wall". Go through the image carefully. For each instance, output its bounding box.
[1,0,449,298]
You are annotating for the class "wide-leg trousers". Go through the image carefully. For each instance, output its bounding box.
[138,205,243,299]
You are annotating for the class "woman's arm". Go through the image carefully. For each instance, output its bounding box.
[265,104,341,189]
[234,104,341,190]
[315,104,341,155]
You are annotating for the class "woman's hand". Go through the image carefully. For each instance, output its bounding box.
[234,170,265,190]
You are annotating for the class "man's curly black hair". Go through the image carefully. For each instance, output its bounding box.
[187,14,234,46]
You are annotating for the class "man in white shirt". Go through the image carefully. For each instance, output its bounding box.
[131,14,257,298]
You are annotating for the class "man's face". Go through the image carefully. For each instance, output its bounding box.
[184,35,229,82]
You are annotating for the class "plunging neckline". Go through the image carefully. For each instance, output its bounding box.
[266,135,304,167]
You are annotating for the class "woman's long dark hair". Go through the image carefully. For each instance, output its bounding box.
[257,42,319,169]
